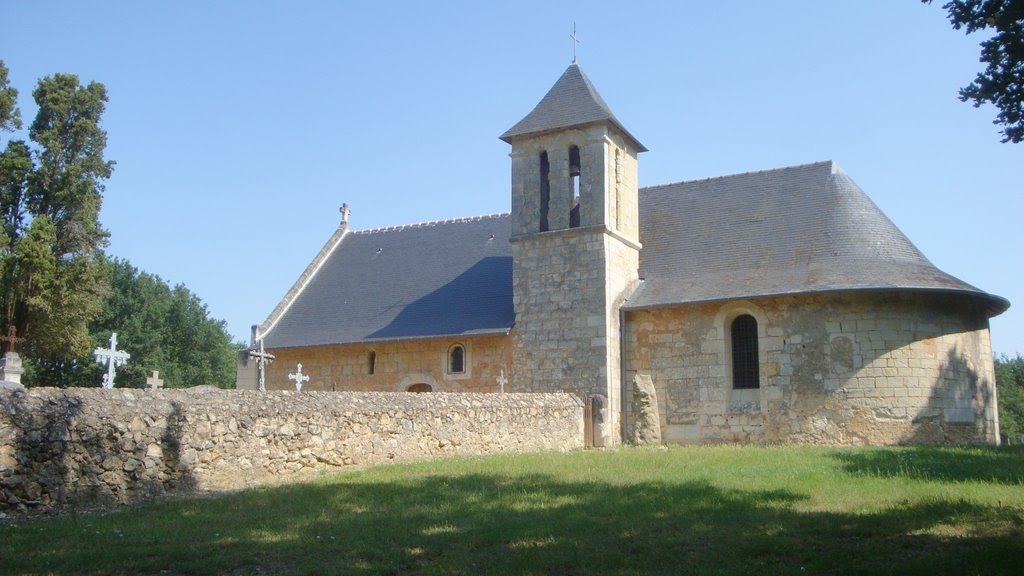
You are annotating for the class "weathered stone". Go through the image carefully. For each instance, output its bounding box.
[0,388,582,517]
[629,373,661,446]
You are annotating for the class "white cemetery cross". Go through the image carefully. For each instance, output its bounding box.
[288,363,309,391]
[496,369,508,393]
[146,370,164,390]
[247,339,275,392]
[93,332,130,389]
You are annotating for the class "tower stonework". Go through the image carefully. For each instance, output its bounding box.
[501,64,644,444]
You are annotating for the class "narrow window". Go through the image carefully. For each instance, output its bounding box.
[448,344,465,374]
[539,151,550,232]
[569,145,581,228]
[731,315,760,389]
[367,350,376,375]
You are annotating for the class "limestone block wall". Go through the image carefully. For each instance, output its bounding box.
[623,292,998,445]
[248,335,512,393]
[0,388,583,516]
[511,228,613,395]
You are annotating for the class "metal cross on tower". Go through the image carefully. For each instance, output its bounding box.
[570,22,580,63]
[247,339,275,392]
[94,332,130,389]
[288,363,309,391]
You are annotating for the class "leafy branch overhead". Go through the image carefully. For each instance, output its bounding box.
[926,0,1024,143]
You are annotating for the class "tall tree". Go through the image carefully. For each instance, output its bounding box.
[0,61,112,384]
[995,354,1024,443]
[925,0,1024,143]
[76,259,239,389]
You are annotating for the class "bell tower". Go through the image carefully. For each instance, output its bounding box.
[500,63,645,444]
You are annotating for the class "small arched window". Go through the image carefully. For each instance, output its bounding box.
[407,383,432,393]
[367,350,376,375]
[731,315,760,389]
[448,344,465,374]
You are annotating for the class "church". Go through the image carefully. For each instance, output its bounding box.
[237,63,1008,446]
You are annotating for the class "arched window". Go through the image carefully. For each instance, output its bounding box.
[407,383,432,393]
[731,315,760,389]
[448,344,465,374]
[569,145,581,228]
[539,151,550,232]
[367,350,376,375]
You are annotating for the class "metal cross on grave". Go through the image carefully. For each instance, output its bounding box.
[247,339,275,392]
[0,326,26,354]
[146,370,164,390]
[288,363,310,391]
[94,332,130,389]
[496,368,508,393]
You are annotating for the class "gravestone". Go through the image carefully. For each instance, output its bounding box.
[146,371,164,390]
[247,339,275,392]
[93,333,130,389]
[0,326,25,388]
[288,363,309,391]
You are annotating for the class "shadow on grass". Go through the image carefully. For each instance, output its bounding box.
[2,469,1021,575]
[829,445,1024,485]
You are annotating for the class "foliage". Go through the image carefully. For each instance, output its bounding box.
[0,446,1021,574]
[925,0,1024,143]
[995,353,1024,442]
[0,59,112,380]
[60,258,239,389]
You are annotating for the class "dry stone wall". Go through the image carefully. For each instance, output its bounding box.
[0,388,583,516]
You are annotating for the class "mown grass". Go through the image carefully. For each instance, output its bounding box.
[1,445,1022,575]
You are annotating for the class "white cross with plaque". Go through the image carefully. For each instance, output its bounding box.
[288,363,309,391]
[94,332,130,389]
[247,339,275,392]
[496,368,507,393]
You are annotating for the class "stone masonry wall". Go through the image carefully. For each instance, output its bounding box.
[245,335,512,393]
[624,292,998,445]
[0,388,583,516]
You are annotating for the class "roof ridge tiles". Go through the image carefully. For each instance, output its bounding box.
[640,160,836,191]
[352,212,510,235]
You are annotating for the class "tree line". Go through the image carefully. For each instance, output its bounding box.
[0,60,238,389]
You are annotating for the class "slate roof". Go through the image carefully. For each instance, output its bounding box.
[624,161,1009,316]
[261,215,514,350]
[259,161,1006,350]
[500,63,646,152]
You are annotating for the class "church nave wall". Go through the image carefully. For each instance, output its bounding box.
[262,335,513,393]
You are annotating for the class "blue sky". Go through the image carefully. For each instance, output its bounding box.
[3,1,1021,356]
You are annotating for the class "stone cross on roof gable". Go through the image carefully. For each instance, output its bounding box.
[94,332,130,389]
[289,363,309,391]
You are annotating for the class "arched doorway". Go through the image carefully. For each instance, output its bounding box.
[406,383,432,393]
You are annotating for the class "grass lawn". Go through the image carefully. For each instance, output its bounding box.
[1,445,1022,575]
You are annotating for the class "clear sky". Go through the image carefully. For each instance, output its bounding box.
[3,1,1021,356]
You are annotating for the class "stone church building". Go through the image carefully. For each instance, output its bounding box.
[238,63,1008,446]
